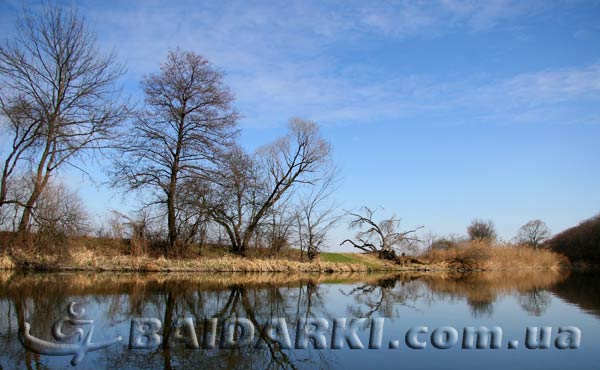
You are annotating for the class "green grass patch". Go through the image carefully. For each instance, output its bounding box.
[320,252,379,268]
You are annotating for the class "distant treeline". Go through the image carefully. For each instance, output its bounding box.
[545,214,600,263]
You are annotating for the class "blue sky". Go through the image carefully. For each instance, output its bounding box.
[1,0,599,248]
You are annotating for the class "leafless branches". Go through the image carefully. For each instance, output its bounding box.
[111,49,238,254]
[0,4,126,235]
[516,219,551,249]
[341,206,423,258]
[295,165,340,260]
[208,118,332,255]
[0,5,350,259]
[30,180,89,237]
[18,179,89,257]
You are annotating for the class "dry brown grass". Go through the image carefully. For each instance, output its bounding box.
[1,243,568,272]
[0,255,14,270]
[422,240,568,270]
[6,248,369,273]
[483,244,568,270]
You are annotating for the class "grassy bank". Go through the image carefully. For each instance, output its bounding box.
[0,243,568,273]
[5,250,369,273]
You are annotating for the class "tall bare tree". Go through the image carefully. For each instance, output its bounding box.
[341,206,422,259]
[112,49,238,254]
[295,166,340,260]
[0,5,126,234]
[209,119,331,256]
[516,219,551,249]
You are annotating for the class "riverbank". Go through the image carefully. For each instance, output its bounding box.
[0,250,416,273]
[0,242,569,273]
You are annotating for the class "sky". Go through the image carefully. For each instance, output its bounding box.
[1,0,599,249]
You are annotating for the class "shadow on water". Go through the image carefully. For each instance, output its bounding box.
[550,271,600,318]
[0,269,593,369]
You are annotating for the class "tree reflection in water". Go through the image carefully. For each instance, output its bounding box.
[0,273,341,369]
[342,276,424,318]
[0,269,577,369]
[341,270,569,319]
[518,288,552,316]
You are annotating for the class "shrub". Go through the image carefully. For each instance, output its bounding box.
[467,219,497,242]
[428,234,463,251]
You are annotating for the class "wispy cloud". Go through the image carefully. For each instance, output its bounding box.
[458,64,600,124]
[225,62,600,128]
[78,0,553,72]
[501,64,600,103]
[2,0,596,127]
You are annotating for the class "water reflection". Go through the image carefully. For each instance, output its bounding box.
[341,270,569,319]
[550,271,600,318]
[0,269,598,370]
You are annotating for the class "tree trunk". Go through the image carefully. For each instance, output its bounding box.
[17,171,49,236]
[166,190,177,255]
[240,230,253,257]
[17,128,54,237]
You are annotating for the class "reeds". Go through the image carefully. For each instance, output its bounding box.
[421,240,568,270]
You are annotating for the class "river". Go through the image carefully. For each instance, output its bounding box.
[0,270,598,369]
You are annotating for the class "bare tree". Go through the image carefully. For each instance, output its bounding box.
[18,179,89,257]
[112,49,238,255]
[31,180,89,237]
[209,119,331,256]
[295,166,340,260]
[202,145,259,254]
[0,5,126,235]
[467,219,497,242]
[341,206,422,259]
[516,219,551,249]
[264,200,295,255]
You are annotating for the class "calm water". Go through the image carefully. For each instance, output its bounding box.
[0,270,599,369]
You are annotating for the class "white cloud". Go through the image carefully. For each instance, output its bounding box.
[502,64,600,103]
[4,1,596,128]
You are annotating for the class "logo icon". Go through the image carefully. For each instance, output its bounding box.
[19,302,122,366]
